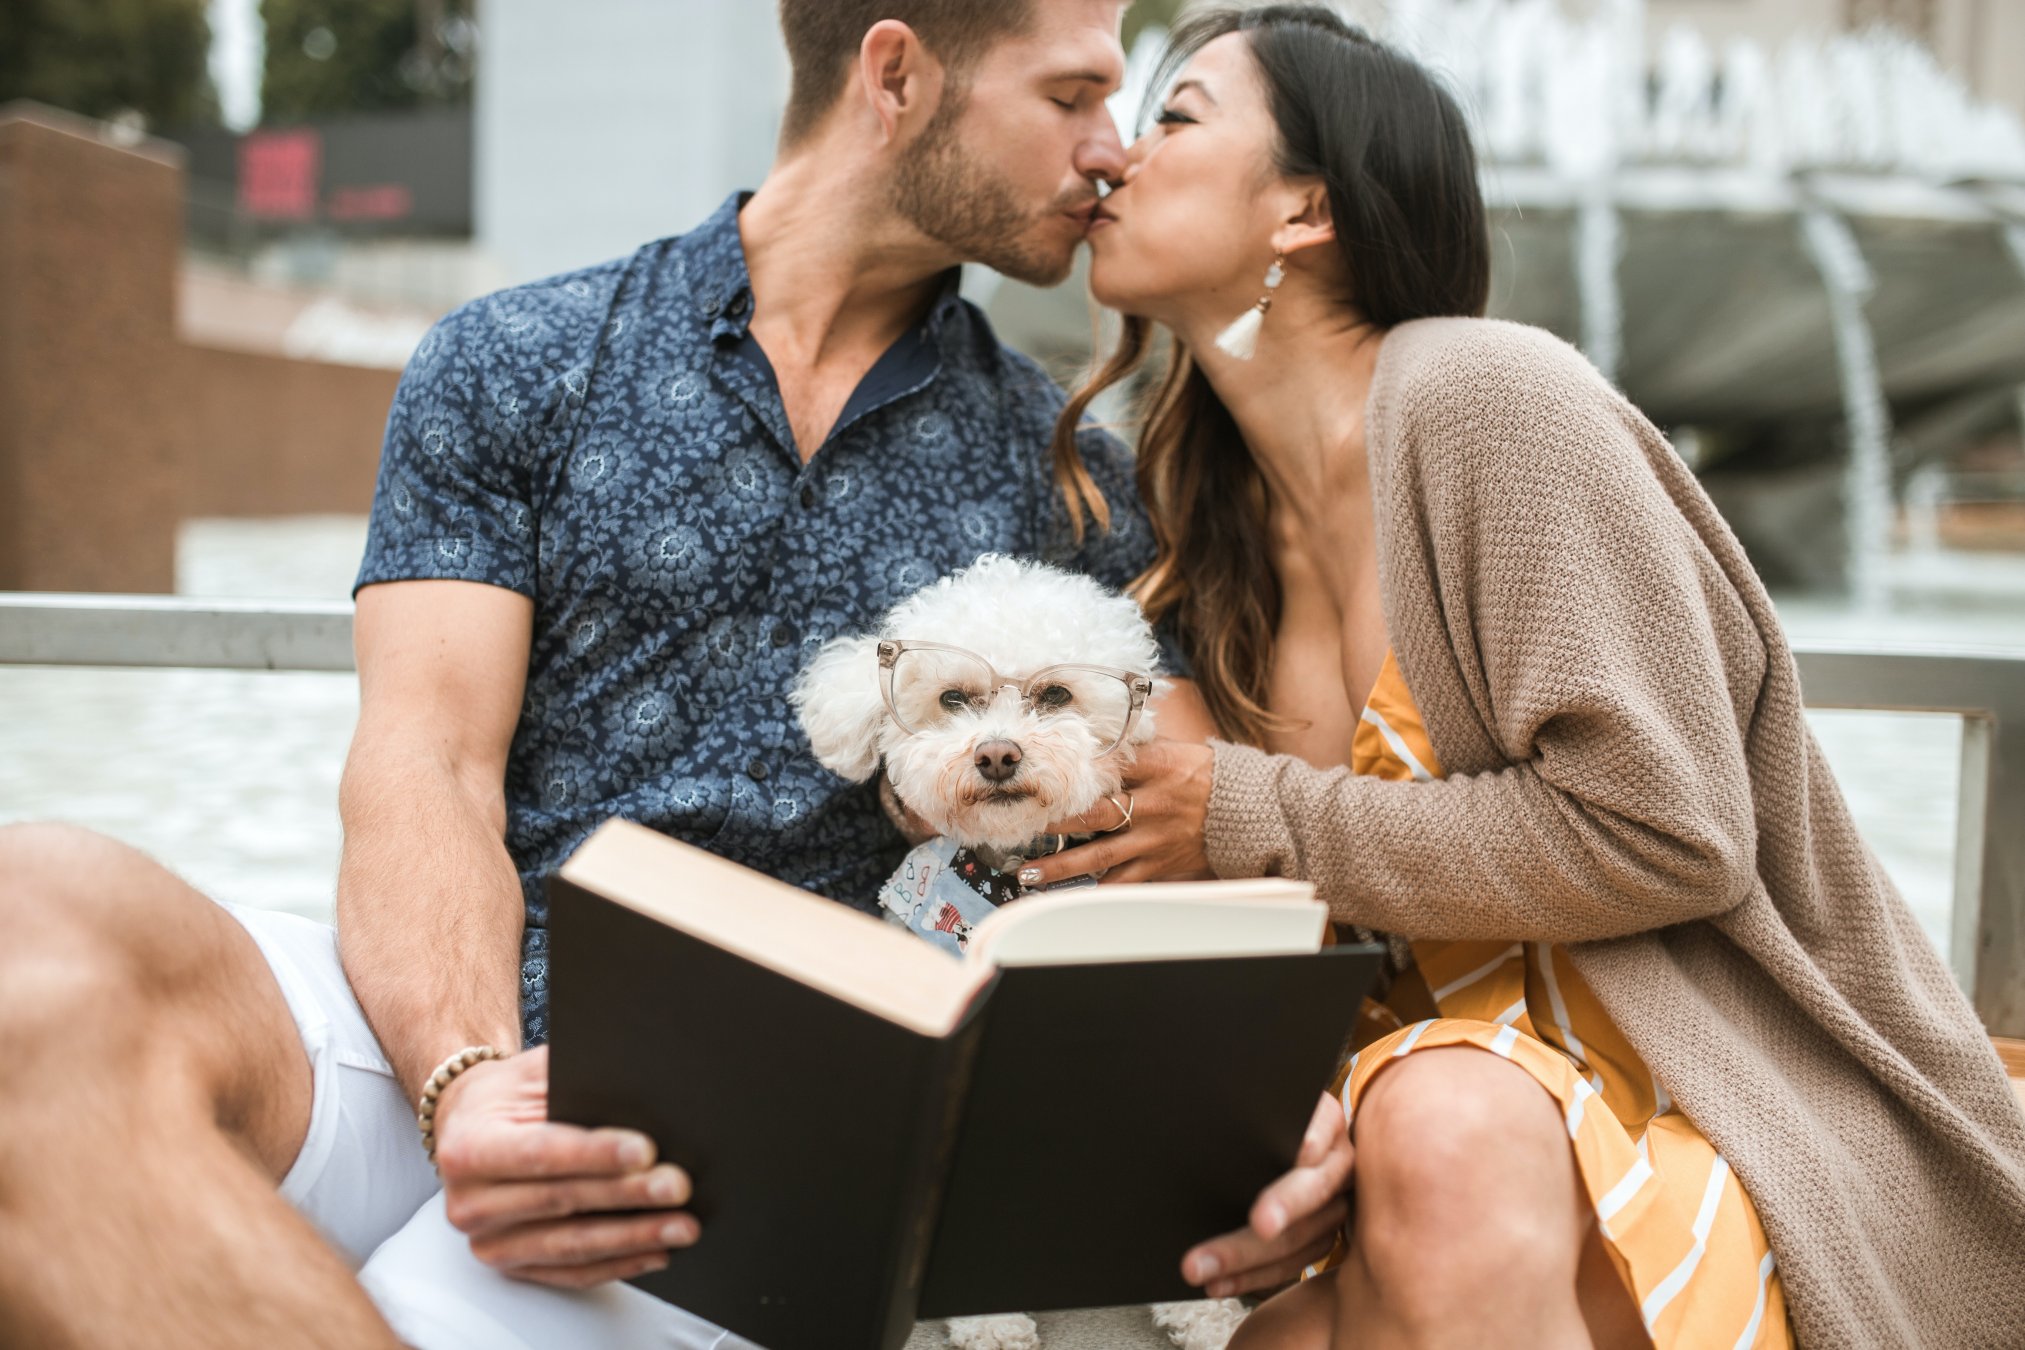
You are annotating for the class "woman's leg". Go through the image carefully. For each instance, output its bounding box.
[1230,1045,1648,1350]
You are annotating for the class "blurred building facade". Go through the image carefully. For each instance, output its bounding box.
[1651,1,2024,121]
[474,0,788,288]
[7,0,2023,594]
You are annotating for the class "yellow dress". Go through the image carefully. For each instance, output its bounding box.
[1311,652,1792,1348]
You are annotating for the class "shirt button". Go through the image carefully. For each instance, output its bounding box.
[770,625,794,648]
[747,758,770,782]
[799,483,817,510]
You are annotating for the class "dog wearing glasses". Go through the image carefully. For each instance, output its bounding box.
[791,553,1160,956]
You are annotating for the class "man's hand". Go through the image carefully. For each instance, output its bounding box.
[1180,1092,1353,1299]
[433,1046,700,1289]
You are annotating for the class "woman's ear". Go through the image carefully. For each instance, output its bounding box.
[1272,180,1336,258]
[790,635,888,782]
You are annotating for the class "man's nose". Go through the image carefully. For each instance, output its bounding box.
[1075,112,1128,189]
[974,740,1023,783]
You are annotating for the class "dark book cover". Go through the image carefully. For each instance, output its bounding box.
[546,874,989,1350]
[546,869,1380,1350]
[916,947,1378,1317]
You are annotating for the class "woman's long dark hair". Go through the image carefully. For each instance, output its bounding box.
[1049,5,1490,744]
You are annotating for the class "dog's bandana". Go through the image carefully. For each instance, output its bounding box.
[877,836,1096,956]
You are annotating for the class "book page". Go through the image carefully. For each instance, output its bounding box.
[966,879,1326,967]
[560,820,993,1037]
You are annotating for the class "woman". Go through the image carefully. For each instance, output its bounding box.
[1017,7,2025,1347]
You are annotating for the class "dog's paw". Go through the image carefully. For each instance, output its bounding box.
[1150,1298,1250,1350]
[944,1311,1041,1350]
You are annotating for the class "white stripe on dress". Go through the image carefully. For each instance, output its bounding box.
[1533,941,1593,1070]
[1641,1155,1733,1330]
[1595,1149,1654,1228]
[1730,1250,1778,1349]
[1493,996,1528,1026]
[1565,1075,1593,1138]
[1488,1024,1520,1057]
[1359,705,1434,782]
[1431,943,1524,1003]
[1391,1019,1436,1056]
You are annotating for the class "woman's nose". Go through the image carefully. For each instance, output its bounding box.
[1120,134,1152,181]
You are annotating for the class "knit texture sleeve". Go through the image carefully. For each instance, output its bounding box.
[1204,322,1767,942]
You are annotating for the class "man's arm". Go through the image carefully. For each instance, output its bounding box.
[337,580,696,1289]
[338,579,529,1087]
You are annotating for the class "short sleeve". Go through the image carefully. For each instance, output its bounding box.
[353,300,551,599]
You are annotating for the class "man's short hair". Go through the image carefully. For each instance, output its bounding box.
[777,0,1036,144]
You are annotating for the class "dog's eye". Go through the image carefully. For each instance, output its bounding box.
[939,689,972,712]
[1033,684,1072,709]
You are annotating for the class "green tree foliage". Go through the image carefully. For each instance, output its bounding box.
[1123,0,1195,52]
[0,0,219,130]
[260,0,476,125]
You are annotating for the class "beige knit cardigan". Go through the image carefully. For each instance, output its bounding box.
[1203,318,2025,1347]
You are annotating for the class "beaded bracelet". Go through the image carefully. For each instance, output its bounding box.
[416,1044,506,1167]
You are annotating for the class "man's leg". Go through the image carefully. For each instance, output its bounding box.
[0,822,402,1350]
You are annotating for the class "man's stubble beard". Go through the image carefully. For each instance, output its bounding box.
[891,95,1085,288]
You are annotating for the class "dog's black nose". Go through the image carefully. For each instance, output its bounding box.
[974,740,1022,783]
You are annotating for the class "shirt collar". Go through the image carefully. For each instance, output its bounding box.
[681,191,967,345]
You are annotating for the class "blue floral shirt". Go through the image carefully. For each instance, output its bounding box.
[354,193,1163,1041]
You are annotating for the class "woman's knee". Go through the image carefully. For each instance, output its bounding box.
[1351,1048,1585,1290]
[1226,1267,1340,1350]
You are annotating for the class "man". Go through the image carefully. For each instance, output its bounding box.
[0,3,1352,1346]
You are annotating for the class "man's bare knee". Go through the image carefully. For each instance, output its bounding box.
[0,822,314,1183]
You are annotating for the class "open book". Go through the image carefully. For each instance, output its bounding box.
[547,820,1379,1350]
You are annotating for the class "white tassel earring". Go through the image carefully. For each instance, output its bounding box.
[1213,252,1286,361]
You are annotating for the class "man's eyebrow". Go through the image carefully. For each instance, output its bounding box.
[1169,78,1218,106]
[1050,69,1123,86]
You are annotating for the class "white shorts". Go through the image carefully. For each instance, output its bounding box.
[223,903,756,1350]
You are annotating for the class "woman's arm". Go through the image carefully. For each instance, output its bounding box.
[1029,328,1770,942]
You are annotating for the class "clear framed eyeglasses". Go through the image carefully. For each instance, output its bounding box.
[876,640,1154,755]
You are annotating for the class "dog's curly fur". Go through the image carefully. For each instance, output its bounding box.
[793,554,1164,849]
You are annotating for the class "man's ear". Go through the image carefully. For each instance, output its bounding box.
[857,19,948,143]
[790,635,888,782]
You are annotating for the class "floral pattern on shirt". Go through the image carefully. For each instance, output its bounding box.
[354,193,1166,1042]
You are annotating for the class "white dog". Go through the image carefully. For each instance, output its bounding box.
[794,552,1159,848]
[794,553,1164,961]
[791,554,1248,1350]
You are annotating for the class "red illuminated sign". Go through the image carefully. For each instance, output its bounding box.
[237,129,321,220]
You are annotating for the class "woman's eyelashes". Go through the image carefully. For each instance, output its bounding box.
[1155,107,1197,127]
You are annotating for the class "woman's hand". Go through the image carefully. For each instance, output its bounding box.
[1181,1092,1354,1298]
[1018,739,1217,887]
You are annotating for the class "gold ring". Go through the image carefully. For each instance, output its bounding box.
[1101,792,1135,834]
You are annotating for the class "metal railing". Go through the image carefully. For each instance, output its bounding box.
[3,593,2021,1034]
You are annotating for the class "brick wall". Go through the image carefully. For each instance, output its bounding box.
[0,104,399,593]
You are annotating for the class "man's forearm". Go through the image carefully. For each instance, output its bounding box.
[336,733,526,1103]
